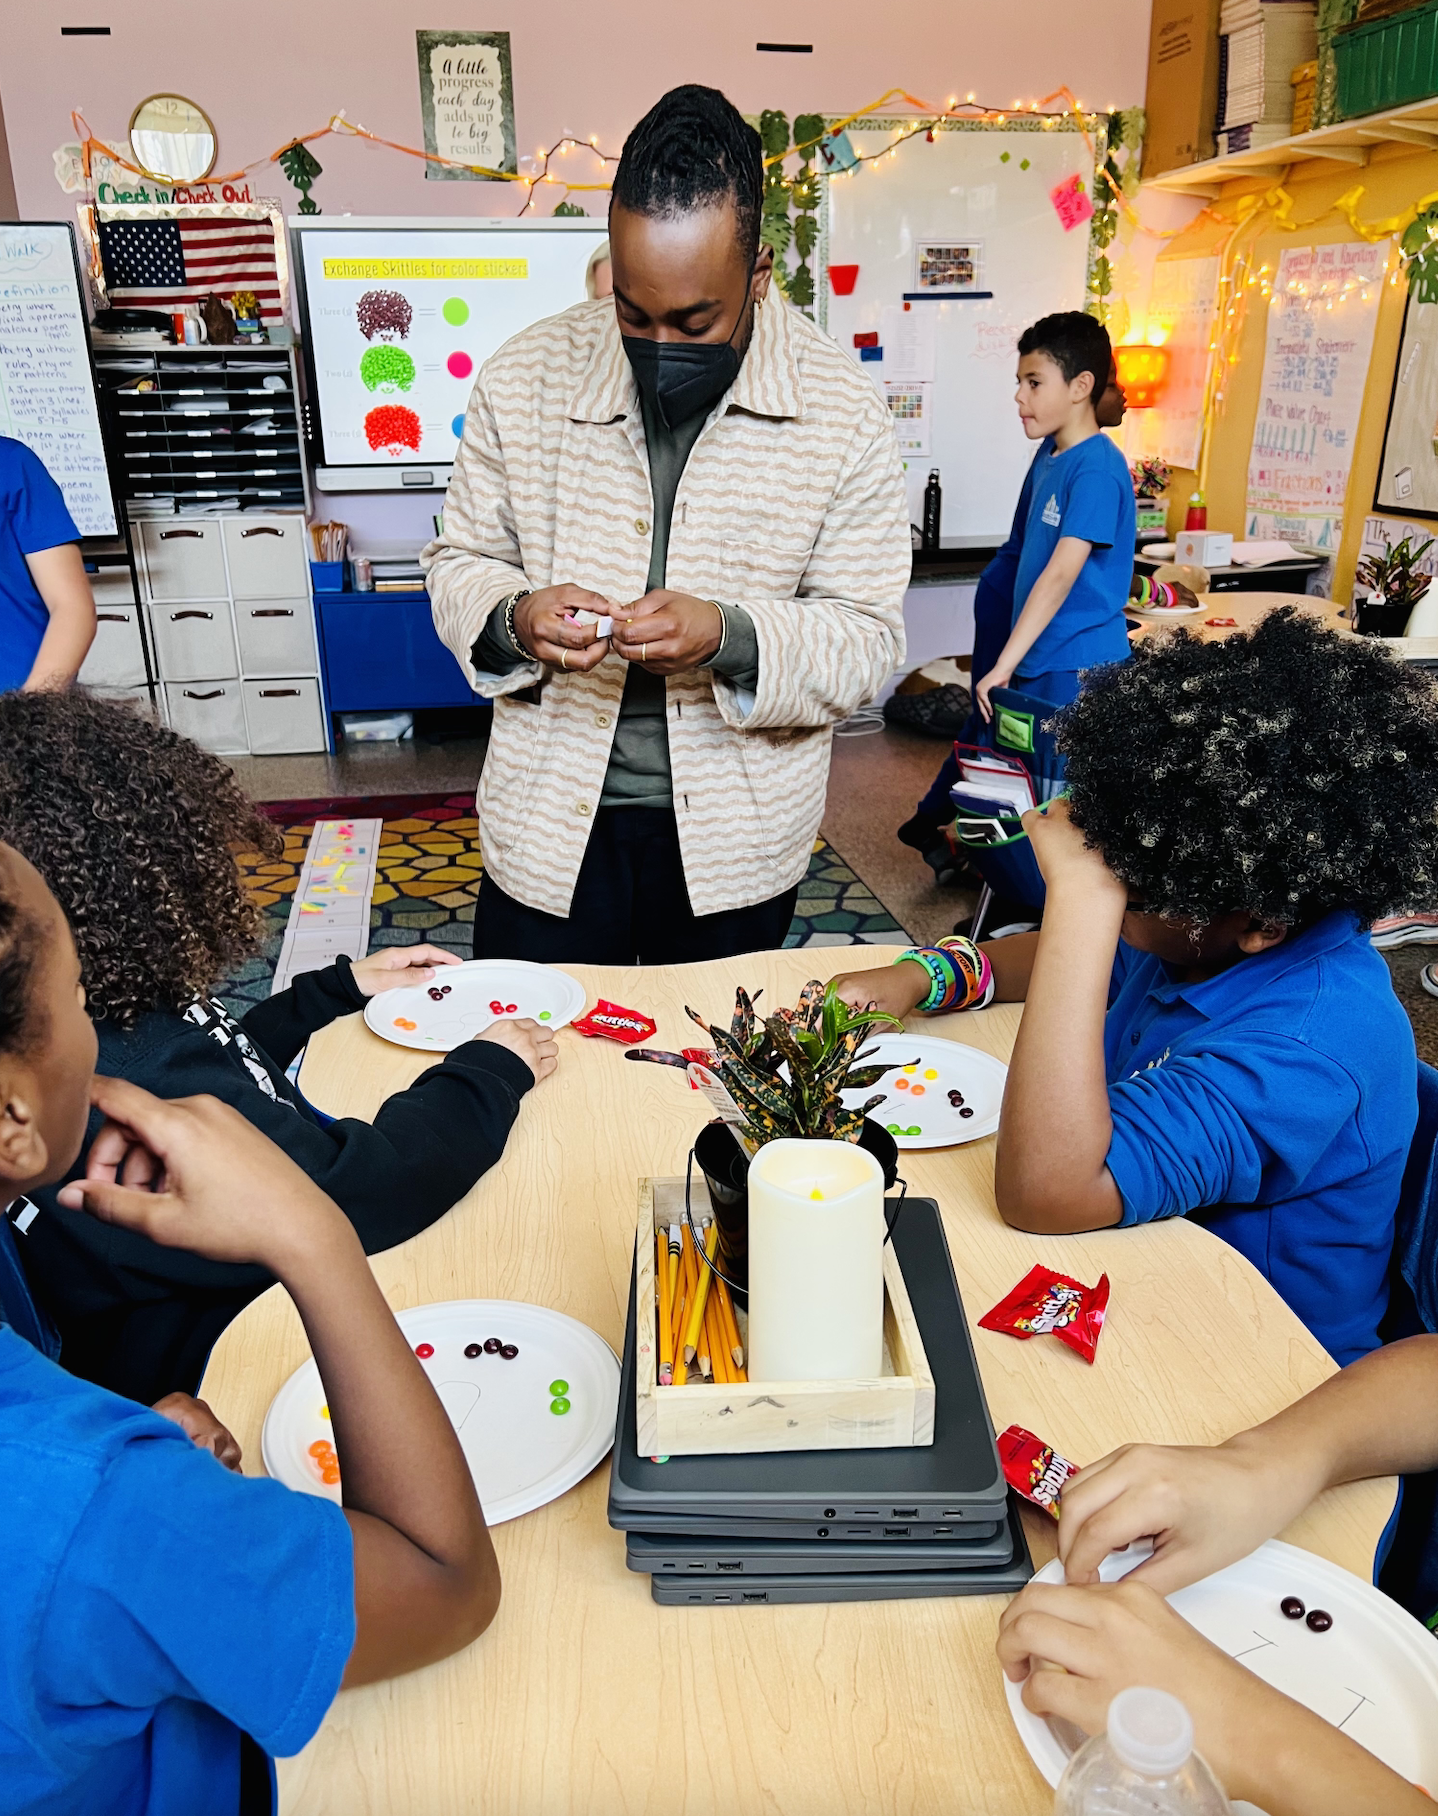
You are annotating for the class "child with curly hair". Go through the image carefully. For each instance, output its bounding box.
[0,690,556,1404]
[834,610,1438,1362]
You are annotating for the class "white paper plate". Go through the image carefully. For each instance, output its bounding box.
[261,1299,620,1525]
[1131,600,1206,619]
[846,1032,1007,1149]
[1004,1539,1438,1813]
[363,959,587,1052]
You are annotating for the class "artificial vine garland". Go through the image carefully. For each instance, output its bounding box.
[1088,108,1146,325]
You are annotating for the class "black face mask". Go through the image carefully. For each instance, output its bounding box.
[621,282,755,431]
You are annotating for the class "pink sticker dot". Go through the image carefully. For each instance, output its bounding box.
[415,1342,434,1359]
[447,351,473,379]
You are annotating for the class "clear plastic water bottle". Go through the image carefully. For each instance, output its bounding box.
[1055,1687,1232,1814]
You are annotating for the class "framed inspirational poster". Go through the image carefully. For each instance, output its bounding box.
[416,30,516,180]
[1375,294,1438,519]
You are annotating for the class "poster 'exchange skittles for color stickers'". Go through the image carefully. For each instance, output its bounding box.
[294,224,609,470]
[1245,241,1388,551]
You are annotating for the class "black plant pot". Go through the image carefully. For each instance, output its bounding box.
[1355,596,1413,638]
[692,1118,901,1308]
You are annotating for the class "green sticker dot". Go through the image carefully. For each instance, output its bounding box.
[539,1010,551,1020]
[550,1396,571,1415]
[1000,150,1011,163]
[443,297,470,326]
[1020,158,1031,170]
[549,1378,569,1396]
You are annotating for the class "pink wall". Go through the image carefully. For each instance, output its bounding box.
[4,1,1150,221]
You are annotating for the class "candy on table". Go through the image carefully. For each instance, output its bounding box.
[484,1338,502,1354]
[489,999,519,1015]
[550,1397,571,1415]
[959,1107,974,1119]
[415,1342,435,1359]
[1281,1596,1305,1619]
[572,998,658,1044]
[464,1343,483,1358]
[500,1343,519,1360]
[980,1265,1111,1364]
[997,1423,1078,1517]
[1306,1609,1333,1632]
[308,1437,342,1486]
[393,1017,418,1031]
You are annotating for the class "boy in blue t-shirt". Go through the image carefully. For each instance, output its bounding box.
[833,610,1438,1365]
[0,436,97,692]
[974,312,1134,722]
[0,842,501,1814]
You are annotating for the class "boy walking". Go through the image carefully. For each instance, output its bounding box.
[975,312,1134,721]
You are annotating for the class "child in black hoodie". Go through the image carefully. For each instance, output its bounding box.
[0,689,555,1403]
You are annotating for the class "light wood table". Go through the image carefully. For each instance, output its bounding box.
[202,947,1395,1816]
[1130,590,1349,641]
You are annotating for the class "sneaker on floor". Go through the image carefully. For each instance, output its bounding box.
[897,811,946,853]
[1422,964,1438,999]
[1371,912,1438,948]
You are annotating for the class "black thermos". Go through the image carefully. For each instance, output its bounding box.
[921,468,942,551]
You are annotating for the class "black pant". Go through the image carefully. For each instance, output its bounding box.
[475,806,798,964]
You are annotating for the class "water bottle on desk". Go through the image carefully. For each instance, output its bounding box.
[1055,1688,1231,1814]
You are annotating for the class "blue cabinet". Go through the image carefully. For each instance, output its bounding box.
[315,590,482,711]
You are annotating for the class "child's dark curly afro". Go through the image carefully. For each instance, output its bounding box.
[1052,608,1438,927]
[0,690,282,1027]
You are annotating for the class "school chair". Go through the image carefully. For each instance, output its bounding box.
[1375,1060,1438,1624]
[949,686,1066,940]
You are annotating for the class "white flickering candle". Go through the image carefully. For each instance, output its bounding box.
[746,1138,886,1383]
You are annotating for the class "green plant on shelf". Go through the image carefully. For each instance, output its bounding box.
[1356,533,1434,614]
[686,982,904,1147]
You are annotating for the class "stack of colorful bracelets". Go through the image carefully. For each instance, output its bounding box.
[897,934,996,1014]
[1129,575,1182,611]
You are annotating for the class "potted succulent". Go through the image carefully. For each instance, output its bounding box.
[683,981,910,1293]
[1354,534,1434,638]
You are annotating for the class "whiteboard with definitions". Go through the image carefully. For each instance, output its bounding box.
[0,223,116,538]
[821,122,1098,539]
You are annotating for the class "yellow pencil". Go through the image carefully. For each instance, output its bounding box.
[704,1295,730,1383]
[656,1228,673,1386]
[667,1224,681,1328]
[673,1225,698,1385]
[682,1222,720,1364]
[714,1273,745,1371]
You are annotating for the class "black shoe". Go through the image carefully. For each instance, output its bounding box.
[898,811,945,853]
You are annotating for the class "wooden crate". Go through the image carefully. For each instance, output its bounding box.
[634,1175,936,1458]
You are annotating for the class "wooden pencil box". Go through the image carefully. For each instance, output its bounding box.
[634,1175,936,1458]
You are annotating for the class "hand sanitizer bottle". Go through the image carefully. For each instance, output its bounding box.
[1054,1687,1232,1814]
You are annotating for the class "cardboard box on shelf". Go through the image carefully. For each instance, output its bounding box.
[1143,0,1225,176]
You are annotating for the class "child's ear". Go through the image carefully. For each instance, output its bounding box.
[1237,921,1289,957]
[0,1073,48,1190]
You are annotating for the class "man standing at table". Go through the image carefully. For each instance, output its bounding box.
[424,85,910,964]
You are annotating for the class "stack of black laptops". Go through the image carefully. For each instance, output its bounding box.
[609,1196,1033,1605]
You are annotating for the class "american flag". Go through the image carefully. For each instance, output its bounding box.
[97,215,282,319]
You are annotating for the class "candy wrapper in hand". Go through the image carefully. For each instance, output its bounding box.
[573,999,657,1045]
[998,1424,1079,1519]
[978,1265,1110,1364]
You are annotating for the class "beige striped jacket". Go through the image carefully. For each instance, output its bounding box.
[423,293,911,917]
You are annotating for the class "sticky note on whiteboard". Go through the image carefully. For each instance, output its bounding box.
[1050,174,1094,232]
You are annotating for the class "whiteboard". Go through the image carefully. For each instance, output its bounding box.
[822,123,1097,538]
[0,223,117,538]
[292,218,608,474]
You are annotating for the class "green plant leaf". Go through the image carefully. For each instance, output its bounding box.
[760,214,793,258]
[793,112,826,154]
[841,1064,900,1091]
[788,264,815,309]
[759,109,791,157]
[793,213,819,260]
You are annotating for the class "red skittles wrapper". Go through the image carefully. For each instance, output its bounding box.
[978,1265,1110,1365]
[997,1424,1079,1519]
[573,999,658,1045]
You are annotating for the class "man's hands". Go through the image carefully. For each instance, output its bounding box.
[152,1391,243,1471]
[609,591,724,677]
[1056,1436,1319,1594]
[473,1016,558,1082]
[512,584,614,673]
[351,945,463,997]
[57,1076,353,1275]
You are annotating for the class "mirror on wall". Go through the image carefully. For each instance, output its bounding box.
[128,95,217,185]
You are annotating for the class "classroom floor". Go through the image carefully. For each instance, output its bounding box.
[227,725,1438,1062]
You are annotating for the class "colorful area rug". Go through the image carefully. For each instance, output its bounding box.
[222,792,905,1017]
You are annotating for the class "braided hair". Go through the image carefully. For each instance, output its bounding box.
[611,85,763,258]
[1053,608,1438,927]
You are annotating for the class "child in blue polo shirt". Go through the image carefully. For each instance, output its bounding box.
[974,312,1134,723]
[0,840,500,1814]
[0,435,97,692]
[832,609,1438,1363]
